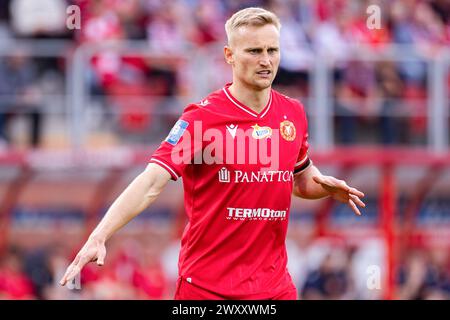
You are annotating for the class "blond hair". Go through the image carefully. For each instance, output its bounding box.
[225,7,281,44]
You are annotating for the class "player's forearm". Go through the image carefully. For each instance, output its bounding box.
[89,165,170,242]
[293,165,330,200]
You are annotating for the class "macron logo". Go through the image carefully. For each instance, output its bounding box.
[226,124,238,138]
[198,99,210,107]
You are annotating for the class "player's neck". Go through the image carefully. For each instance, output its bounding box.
[228,82,271,114]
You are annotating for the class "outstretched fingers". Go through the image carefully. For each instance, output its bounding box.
[313,176,344,193]
[348,198,361,216]
[59,254,80,286]
[335,179,365,198]
[59,254,92,286]
[348,186,365,198]
[313,175,365,216]
[314,176,349,191]
[60,262,78,286]
[350,194,366,208]
[315,176,365,198]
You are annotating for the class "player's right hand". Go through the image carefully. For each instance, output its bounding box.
[59,237,106,286]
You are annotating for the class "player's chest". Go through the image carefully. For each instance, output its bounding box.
[198,114,303,169]
[207,113,302,146]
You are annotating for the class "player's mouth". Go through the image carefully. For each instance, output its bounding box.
[256,70,272,78]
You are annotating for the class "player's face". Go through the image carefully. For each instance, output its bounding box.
[225,24,280,91]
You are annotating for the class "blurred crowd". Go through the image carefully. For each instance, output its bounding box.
[0,0,448,146]
[0,237,176,300]
[1,227,449,300]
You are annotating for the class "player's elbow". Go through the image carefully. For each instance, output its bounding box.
[140,164,171,199]
[145,182,164,199]
[144,176,167,199]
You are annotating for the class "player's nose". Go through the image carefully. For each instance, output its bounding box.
[259,54,270,67]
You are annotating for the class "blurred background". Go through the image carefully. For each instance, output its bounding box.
[0,0,449,300]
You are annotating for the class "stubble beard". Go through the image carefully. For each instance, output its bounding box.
[252,78,273,91]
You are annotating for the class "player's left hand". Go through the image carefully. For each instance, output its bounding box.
[313,175,365,216]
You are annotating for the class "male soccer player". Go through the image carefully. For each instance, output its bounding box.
[60,7,365,300]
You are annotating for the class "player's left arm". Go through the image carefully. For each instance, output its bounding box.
[292,164,366,216]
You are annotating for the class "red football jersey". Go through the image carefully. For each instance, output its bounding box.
[150,83,311,299]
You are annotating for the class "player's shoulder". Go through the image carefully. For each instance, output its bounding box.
[271,89,306,112]
[184,87,226,114]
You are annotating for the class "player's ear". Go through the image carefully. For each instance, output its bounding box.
[224,45,234,65]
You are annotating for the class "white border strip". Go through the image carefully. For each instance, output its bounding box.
[151,158,180,180]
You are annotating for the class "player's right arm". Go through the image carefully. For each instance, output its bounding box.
[59,163,171,286]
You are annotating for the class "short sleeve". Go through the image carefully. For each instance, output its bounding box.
[293,103,312,175]
[150,104,203,180]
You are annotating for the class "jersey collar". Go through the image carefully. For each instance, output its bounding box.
[222,83,272,119]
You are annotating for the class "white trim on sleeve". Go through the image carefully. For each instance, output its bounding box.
[150,158,180,180]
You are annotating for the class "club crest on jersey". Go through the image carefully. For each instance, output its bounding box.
[166,119,189,145]
[251,124,272,139]
[280,120,296,141]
